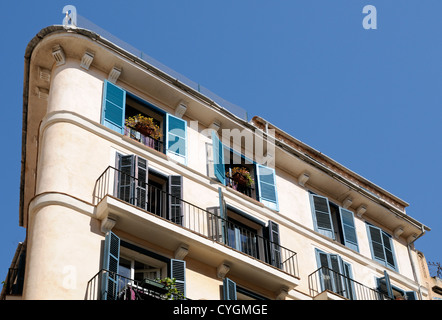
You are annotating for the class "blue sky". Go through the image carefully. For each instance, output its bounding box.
[1,1,441,286]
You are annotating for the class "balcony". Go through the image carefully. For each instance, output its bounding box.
[94,166,299,292]
[124,126,164,153]
[0,268,24,300]
[308,266,392,300]
[86,269,186,300]
[226,176,256,199]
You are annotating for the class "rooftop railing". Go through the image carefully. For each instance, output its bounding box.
[94,166,299,278]
[76,15,248,121]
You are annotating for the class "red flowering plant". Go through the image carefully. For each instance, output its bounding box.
[226,167,254,187]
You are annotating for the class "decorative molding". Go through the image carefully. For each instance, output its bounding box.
[343,196,353,209]
[209,119,221,132]
[217,263,230,279]
[100,216,117,233]
[174,243,189,260]
[80,51,95,70]
[394,226,404,239]
[38,67,51,82]
[35,87,49,100]
[298,172,310,187]
[108,66,122,84]
[356,204,367,218]
[275,286,289,300]
[175,101,187,118]
[52,45,66,66]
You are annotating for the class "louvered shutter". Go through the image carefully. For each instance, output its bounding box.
[317,251,333,292]
[218,187,227,244]
[223,278,237,300]
[339,208,359,252]
[256,164,279,211]
[329,254,346,297]
[166,114,187,165]
[170,259,186,298]
[367,224,396,270]
[102,80,126,134]
[101,231,120,300]
[169,176,183,225]
[267,221,282,269]
[117,154,134,203]
[368,225,385,264]
[134,156,148,210]
[310,194,334,239]
[212,131,226,185]
[378,270,394,299]
[117,154,148,210]
[382,232,396,270]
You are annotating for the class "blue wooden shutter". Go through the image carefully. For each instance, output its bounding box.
[339,208,359,252]
[310,194,334,239]
[378,270,394,299]
[134,156,148,210]
[256,164,279,211]
[212,131,226,185]
[169,175,183,225]
[117,154,134,203]
[117,154,148,210]
[218,187,227,244]
[170,259,186,298]
[166,114,187,165]
[382,232,396,270]
[223,278,237,300]
[267,221,282,269]
[367,224,385,264]
[367,224,397,270]
[102,80,126,134]
[405,291,417,300]
[101,231,120,300]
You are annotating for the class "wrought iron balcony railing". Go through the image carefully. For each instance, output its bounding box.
[94,166,299,278]
[124,126,164,153]
[226,176,256,199]
[86,269,185,300]
[308,266,392,300]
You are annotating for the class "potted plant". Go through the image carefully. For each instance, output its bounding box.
[125,114,162,140]
[227,167,254,187]
[156,277,185,300]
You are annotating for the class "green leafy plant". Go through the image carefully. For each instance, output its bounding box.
[226,167,254,187]
[156,277,185,300]
[125,114,162,140]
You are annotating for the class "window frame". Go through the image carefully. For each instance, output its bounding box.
[211,132,279,211]
[366,223,398,271]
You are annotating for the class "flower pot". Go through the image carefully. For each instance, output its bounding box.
[135,123,155,137]
[232,172,249,186]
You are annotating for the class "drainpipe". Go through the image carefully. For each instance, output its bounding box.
[407,225,426,300]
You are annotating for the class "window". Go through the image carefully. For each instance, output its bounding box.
[222,278,268,300]
[315,249,355,299]
[367,223,397,271]
[210,188,282,269]
[102,80,187,165]
[101,232,186,300]
[376,271,417,300]
[211,131,279,211]
[115,153,183,225]
[309,193,359,252]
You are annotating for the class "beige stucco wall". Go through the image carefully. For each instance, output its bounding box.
[24,204,102,300]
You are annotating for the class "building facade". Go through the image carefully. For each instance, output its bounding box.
[2,10,432,300]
